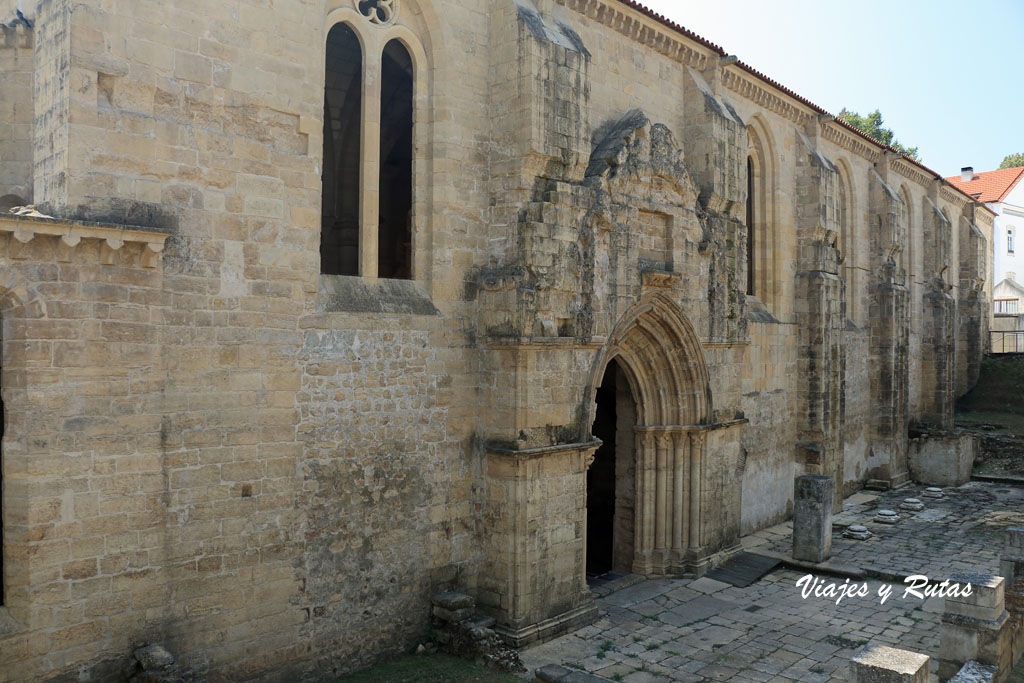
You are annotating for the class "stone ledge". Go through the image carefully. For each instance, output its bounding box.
[745,295,781,324]
[316,274,439,315]
[485,440,602,459]
[0,213,171,267]
[483,335,606,350]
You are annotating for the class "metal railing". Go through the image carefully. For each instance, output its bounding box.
[991,330,1024,354]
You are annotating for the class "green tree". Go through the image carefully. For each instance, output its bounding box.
[999,153,1024,169]
[838,108,920,161]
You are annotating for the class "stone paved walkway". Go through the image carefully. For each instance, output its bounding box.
[521,481,1024,682]
[746,481,1024,582]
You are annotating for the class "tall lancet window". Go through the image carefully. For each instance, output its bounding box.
[321,23,363,276]
[746,157,755,296]
[378,40,414,280]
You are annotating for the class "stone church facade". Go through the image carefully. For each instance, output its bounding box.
[0,0,992,680]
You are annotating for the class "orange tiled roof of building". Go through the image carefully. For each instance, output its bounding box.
[945,166,1024,204]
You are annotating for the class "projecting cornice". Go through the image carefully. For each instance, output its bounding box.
[720,68,813,126]
[0,213,170,267]
[974,207,994,228]
[891,159,933,189]
[555,0,714,70]
[939,186,970,208]
[820,124,881,164]
[558,0,990,216]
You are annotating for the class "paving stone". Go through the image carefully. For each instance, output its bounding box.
[603,579,678,607]
[688,578,732,595]
[521,482,1022,682]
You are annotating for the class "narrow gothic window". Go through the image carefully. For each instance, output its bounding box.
[321,23,363,276]
[1009,228,1015,254]
[746,157,755,296]
[378,40,414,279]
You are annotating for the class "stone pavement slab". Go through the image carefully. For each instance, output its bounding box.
[521,481,1022,682]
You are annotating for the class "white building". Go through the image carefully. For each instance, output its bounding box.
[948,165,1024,348]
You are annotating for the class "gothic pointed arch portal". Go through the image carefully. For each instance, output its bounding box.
[587,296,715,577]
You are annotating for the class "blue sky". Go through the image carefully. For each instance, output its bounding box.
[638,0,1024,175]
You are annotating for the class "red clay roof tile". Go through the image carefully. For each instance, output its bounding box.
[944,167,1024,204]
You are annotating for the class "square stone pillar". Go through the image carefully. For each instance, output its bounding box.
[850,643,929,682]
[1000,527,1024,670]
[938,574,1012,681]
[792,475,833,563]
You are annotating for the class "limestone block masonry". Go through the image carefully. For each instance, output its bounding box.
[0,0,991,680]
[791,475,833,563]
[850,643,930,683]
[939,574,1014,681]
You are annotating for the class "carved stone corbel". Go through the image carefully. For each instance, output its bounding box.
[141,242,164,269]
[9,230,34,259]
[57,234,81,262]
[101,238,124,265]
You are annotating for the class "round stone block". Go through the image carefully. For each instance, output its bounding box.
[843,524,873,540]
[874,509,900,524]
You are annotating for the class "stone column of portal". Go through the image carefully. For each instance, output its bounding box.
[671,431,687,570]
[632,431,655,575]
[655,433,669,555]
[850,644,929,683]
[687,431,703,562]
[791,475,833,563]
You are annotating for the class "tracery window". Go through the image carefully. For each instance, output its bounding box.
[321,8,416,280]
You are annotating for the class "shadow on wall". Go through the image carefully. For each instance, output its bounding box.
[0,195,25,211]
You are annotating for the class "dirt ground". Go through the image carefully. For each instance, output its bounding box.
[956,409,1024,478]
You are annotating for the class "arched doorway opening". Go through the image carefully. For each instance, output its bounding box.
[586,359,636,580]
[585,296,715,577]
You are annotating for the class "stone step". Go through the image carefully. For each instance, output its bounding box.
[466,613,495,630]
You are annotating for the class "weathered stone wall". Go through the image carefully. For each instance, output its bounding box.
[0,0,992,680]
[1,0,483,680]
[0,16,33,207]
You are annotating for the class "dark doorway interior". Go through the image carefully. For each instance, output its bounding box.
[587,360,619,579]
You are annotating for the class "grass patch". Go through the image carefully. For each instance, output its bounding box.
[957,355,1024,415]
[956,408,1024,434]
[824,634,866,650]
[335,653,522,683]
